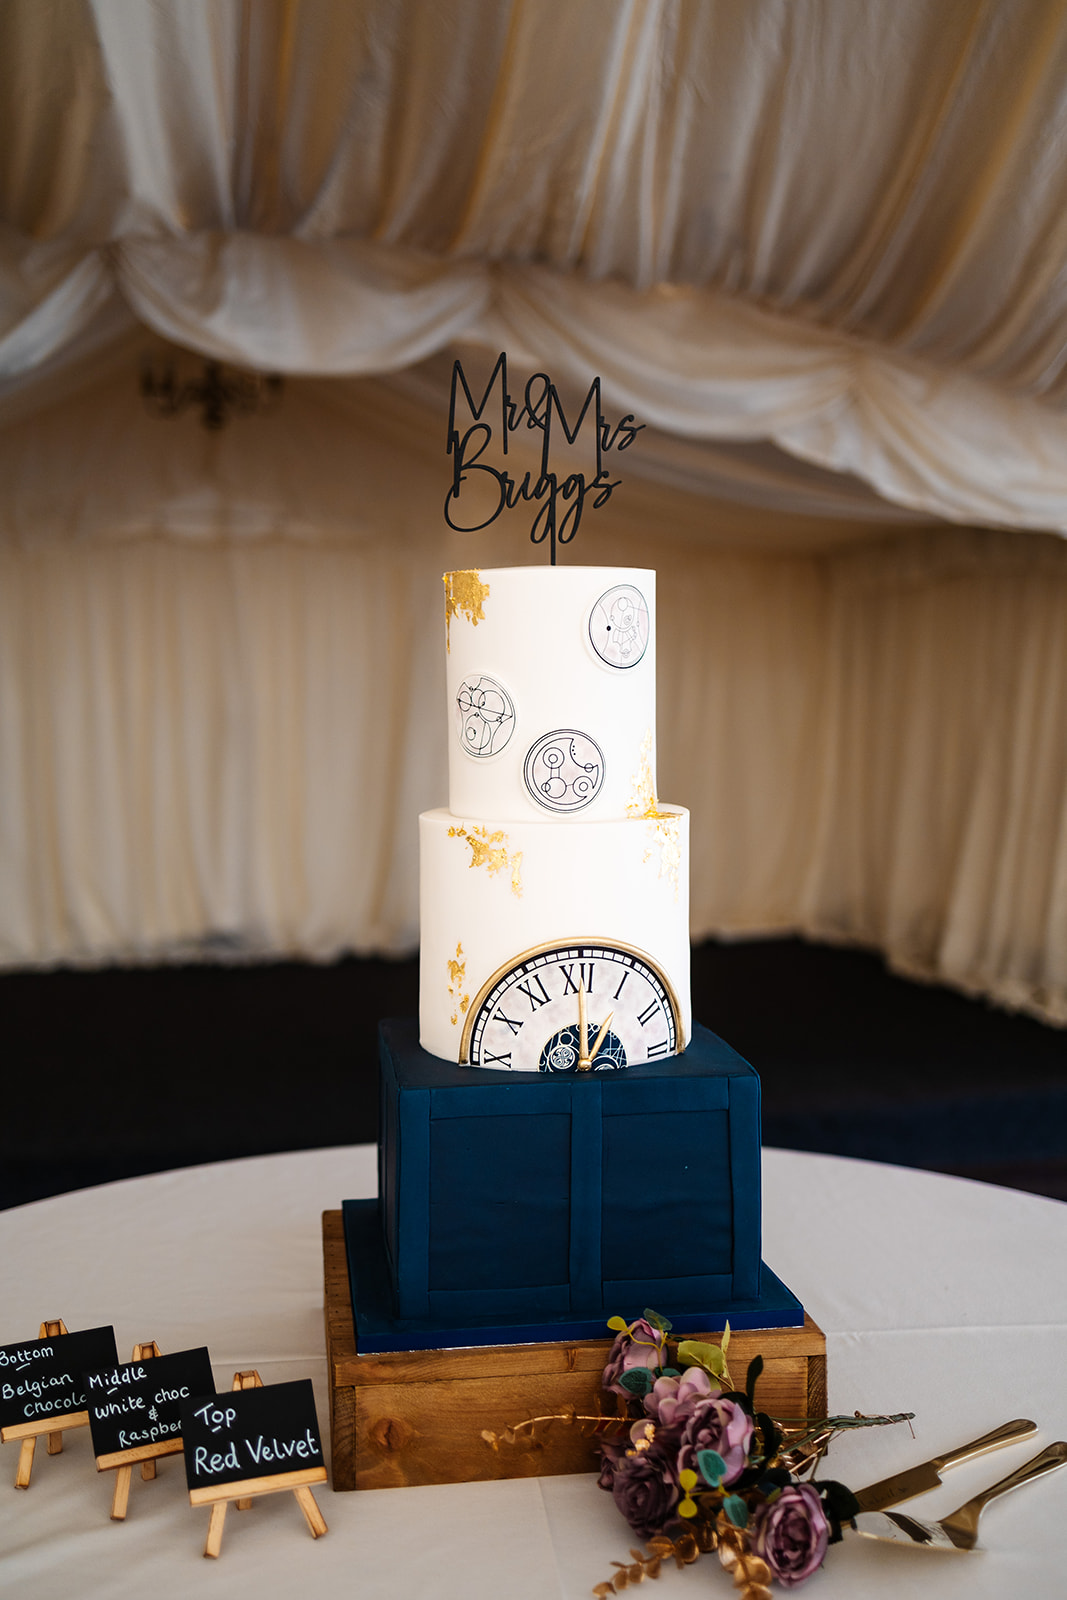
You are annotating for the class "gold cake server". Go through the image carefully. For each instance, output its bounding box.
[852,1417,1038,1513]
[850,1441,1067,1550]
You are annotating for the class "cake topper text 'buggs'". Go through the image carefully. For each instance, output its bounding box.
[445,353,644,563]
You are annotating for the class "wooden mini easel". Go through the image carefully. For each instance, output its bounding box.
[97,1342,180,1521]
[193,1371,328,1559]
[2,1321,89,1489]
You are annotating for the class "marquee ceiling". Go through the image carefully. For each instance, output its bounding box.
[2,0,1066,537]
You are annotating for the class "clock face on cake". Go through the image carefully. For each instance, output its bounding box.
[461,941,679,1071]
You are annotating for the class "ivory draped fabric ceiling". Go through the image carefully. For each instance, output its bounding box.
[2,0,1067,1024]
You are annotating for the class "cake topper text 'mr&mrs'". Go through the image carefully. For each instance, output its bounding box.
[445,352,644,563]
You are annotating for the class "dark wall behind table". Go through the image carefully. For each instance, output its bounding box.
[2,938,1065,1210]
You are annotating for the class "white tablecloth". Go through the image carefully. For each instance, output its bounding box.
[1,1147,1065,1599]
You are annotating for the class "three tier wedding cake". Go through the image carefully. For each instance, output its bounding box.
[343,562,801,1353]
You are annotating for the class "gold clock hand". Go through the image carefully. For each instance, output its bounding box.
[587,1011,614,1068]
[577,978,590,1069]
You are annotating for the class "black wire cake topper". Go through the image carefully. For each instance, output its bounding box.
[445,352,644,563]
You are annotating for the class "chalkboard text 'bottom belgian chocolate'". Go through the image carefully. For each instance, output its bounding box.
[0,1327,117,1431]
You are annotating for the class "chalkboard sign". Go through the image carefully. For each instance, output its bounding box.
[85,1347,214,1467]
[181,1378,325,1494]
[0,1326,117,1434]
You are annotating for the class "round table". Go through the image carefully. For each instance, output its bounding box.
[1,1147,1064,1598]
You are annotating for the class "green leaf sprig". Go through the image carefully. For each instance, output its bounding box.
[676,1321,732,1391]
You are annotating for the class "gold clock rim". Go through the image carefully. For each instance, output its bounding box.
[459,936,684,1064]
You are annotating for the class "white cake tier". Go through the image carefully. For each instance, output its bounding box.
[419,805,691,1069]
[444,566,657,822]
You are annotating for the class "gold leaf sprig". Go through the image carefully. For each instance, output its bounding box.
[597,1548,662,1591]
[591,1522,775,1600]
[593,1534,701,1595]
[776,1412,915,1453]
[481,1406,627,1453]
[773,1412,914,1481]
[717,1521,774,1600]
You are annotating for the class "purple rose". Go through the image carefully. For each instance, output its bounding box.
[751,1484,830,1588]
[677,1395,755,1486]
[603,1318,669,1396]
[644,1366,717,1427]
[596,1439,624,1492]
[610,1444,680,1539]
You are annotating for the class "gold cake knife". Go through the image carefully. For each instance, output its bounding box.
[849,1441,1067,1550]
[852,1418,1038,1513]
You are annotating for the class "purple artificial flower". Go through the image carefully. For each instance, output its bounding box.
[750,1483,830,1588]
[602,1318,669,1396]
[596,1438,624,1492]
[643,1365,717,1427]
[610,1442,680,1539]
[677,1394,755,1486]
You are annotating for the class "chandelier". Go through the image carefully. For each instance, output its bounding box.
[139,355,284,431]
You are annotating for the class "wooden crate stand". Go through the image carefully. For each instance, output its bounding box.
[323,1210,827,1492]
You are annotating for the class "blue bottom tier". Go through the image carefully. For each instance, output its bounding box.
[341,1019,805,1352]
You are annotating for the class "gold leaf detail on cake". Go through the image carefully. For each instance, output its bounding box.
[643,815,681,901]
[443,569,490,653]
[447,941,470,1028]
[627,729,673,821]
[448,824,524,897]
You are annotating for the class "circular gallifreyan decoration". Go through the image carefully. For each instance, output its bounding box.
[539,1023,628,1074]
[523,729,605,812]
[455,674,516,759]
[588,583,650,669]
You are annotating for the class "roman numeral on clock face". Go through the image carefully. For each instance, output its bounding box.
[560,962,596,995]
[466,944,677,1072]
[516,974,551,1010]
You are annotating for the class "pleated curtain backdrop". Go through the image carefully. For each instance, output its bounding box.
[1,1,1067,1024]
